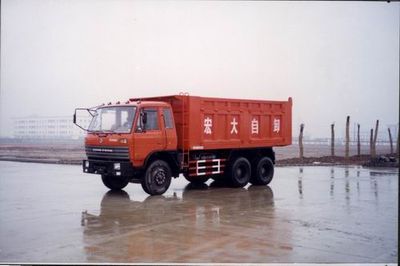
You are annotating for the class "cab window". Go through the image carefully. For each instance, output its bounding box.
[144,108,159,130]
[163,108,174,129]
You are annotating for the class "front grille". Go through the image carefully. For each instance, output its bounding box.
[85,145,130,161]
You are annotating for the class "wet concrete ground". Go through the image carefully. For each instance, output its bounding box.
[0,161,397,263]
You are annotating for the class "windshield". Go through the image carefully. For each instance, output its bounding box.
[88,106,136,133]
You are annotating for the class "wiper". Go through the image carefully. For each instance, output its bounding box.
[90,130,112,135]
[114,129,129,134]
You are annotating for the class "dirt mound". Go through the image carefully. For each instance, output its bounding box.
[276,154,397,167]
[362,155,399,168]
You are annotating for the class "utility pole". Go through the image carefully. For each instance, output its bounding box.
[372,120,379,157]
[299,123,304,159]
[331,123,335,156]
[345,116,350,159]
[357,124,361,156]
[370,129,374,157]
[388,128,393,154]
[396,127,399,156]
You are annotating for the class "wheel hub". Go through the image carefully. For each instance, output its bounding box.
[236,168,243,177]
[154,169,166,185]
[261,166,266,176]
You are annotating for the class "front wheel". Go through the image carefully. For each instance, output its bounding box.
[141,160,172,195]
[101,175,129,190]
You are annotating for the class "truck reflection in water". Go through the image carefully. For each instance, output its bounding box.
[80,184,286,262]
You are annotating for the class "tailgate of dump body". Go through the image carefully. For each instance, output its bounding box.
[129,95,292,151]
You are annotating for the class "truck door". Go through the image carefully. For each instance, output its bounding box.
[133,107,164,163]
[162,107,178,150]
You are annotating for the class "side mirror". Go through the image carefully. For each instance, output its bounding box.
[136,110,147,133]
[136,111,146,133]
[142,112,147,125]
[73,108,93,132]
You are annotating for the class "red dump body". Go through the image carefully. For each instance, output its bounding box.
[131,95,292,151]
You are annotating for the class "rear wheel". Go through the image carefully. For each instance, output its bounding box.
[250,157,274,185]
[101,175,129,190]
[141,160,172,196]
[227,157,251,187]
[184,175,209,184]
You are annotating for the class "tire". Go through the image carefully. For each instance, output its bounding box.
[141,160,172,195]
[250,157,274,185]
[101,175,129,190]
[227,157,251,187]
[184,175,209,184]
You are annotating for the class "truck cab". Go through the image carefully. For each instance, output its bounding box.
[80,101,179,195]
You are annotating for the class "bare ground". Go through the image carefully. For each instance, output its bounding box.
[0,142,398,167]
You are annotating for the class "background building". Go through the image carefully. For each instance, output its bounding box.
[13,115,91,139]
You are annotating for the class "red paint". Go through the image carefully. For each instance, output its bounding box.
[86,95,292,168]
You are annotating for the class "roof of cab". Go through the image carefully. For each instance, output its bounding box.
[101,100,171,108]
[136,101,170,107]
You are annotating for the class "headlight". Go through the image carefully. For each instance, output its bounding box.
[114,163,121,170]
[85,161,89,167]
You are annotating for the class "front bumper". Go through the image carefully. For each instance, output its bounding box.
[83,159,136,177]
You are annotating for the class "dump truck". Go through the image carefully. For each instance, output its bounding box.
[74,94,292,195]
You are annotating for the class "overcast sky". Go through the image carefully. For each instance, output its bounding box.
[1,0,399,139]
